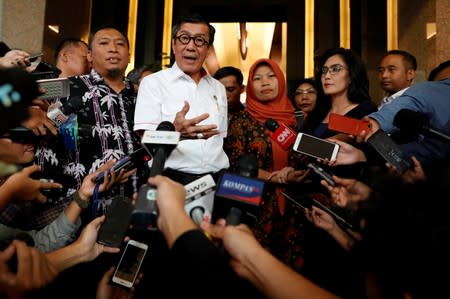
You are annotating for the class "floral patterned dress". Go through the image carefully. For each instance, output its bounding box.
[224,110,308,271]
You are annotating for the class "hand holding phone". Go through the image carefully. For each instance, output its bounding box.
[282,191,354,230]
[367,130,412,173]
[328,113,371,136]
[97,196,133,247]
[112,240,147,288]
[293,133,340,161]
[95,147,150,184]
[29,52,44,62]
[307,163,336,186]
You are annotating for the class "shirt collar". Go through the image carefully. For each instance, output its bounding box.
[168,62,210,83]
[88,68,134,94]
[389,87,409,99]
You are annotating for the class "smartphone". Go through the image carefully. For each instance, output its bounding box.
[97,196,134,247]
[29,52,44,62]
[31,171,77,197]
[307,162,336,186]
[282,191,354,230]
[95,147,150,183]
[293,133,340,161]
[36,77,70,99]
[112,240,147,288]
[328,113,371,136]
[367,130,412,173]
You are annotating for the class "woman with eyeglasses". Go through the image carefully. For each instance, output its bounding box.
[292,78,318,114]
[304,47,377,139]
[297,48,377,299]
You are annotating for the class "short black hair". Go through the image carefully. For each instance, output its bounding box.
[295,77,317,90]
[427,60,450,81]
[172,14,215,46]
[54,38,88,62]
[127,64,160,84]
[213,66,244,86]
[290,77,317,100]
[88,24,129,49]
[382,50,417,71]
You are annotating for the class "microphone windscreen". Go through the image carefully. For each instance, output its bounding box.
[393,109,428,133]
[236,155,259,178]
[264,118,279,132]
[156,120,175,132]
[295,109,306,131]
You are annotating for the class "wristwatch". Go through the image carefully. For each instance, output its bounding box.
[73,192,89,210]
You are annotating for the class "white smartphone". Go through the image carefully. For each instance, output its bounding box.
[112,240,147,288]
[36,77,70,99]
[293,133,339,161]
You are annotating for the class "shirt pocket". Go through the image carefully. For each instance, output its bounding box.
[212,100,228,131]
[161,104,181,121]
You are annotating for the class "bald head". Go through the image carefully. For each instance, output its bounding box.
[55,39,89,77]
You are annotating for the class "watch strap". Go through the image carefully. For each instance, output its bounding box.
[73,191,89,210]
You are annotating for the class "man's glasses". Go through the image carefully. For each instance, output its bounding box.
[320,64,347,76]
[175,34,209,47]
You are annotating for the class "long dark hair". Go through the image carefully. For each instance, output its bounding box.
[306,47,371,132]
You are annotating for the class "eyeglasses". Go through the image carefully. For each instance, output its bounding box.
[320,64,347,76]
[175,34,209,47]
[294,89,317,96]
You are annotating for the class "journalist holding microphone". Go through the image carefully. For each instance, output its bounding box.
[150,174,338,299]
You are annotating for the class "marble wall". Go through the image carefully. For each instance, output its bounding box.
[0,0,46,53]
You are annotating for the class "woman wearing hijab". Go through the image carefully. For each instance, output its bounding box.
[224,58,309,272]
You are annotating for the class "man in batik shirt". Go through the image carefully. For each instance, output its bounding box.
[0,25,146,229]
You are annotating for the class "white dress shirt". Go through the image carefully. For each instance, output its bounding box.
[134,62,229,174]
[378,87,410,110]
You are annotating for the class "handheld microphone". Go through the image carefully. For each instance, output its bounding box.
[235,155,259,178]
[141,121,180,177]
[184,174,216,225]
[294,109,306,132]
[393,109,450,143]
[264,118,297,150]
[212,155,264,227]
[132,121,180,231]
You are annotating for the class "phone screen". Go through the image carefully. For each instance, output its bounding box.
[113,241,147,287]
[97,196,133,247]
[294,133,338,160]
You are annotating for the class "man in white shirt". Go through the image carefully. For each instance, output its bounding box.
[134,15,229,184]
[377,50,417,109]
